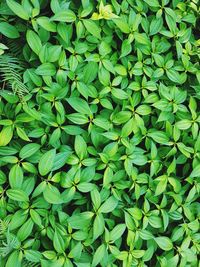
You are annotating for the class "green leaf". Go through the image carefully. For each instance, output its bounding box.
[190,165,200,178]
[6,251,22,267]
[75,135,87,159]
[38,149,56,176]
[17,218,34,241]
[166,69,186,84]
[132,250,145,258]
[7,189,29,202]
[53,228,66,253]
[30,209,42,226]
[134,32,149,45]
[43,183,63,204]
[155,237,173,251]
[112,88,128,99]
[9,164,23,189]
[155,175,168,196]
[112,111,131,124]
[128,207,143,220]
[0,126,13,146]
[136,105,151,115]
[121,39,132,57]
[26,30,42,55]
[93,213,105,241]
[16,127,31,141]
[19,143,40,159]
[77,182,95,192]
[99,196,118,213]
[24,250,42,263]
[92,244,106,267]
[6,0,29,20]
[68,212,94,229]
[150,17,163,35]
[113,18,130,33]
[67,113,89,124]
[67,97,92,115]
[51,10,76,22]
[83,20,101,39]
[109,224,126,242]
[148,131,169,144]
[176,120,192,130]
[35,63,56,76]
[144,0,160,7]
[37,16,57,32]
[91,189,101,210]
[0,22,19,38]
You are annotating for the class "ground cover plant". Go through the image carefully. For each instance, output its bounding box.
[0,0,200,266]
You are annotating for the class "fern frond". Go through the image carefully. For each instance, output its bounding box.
[22,259,40,267]
[5,39,23,57]
[0,219,9,239]
[0,231,20,257]
[0,54,29,98]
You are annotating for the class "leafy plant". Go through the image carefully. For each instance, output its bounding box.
[0,0,199,266]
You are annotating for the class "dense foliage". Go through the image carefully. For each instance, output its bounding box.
[0,0,200,266]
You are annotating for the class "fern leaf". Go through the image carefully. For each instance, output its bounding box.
[0,54,29,98]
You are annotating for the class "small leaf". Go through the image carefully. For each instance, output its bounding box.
[26,30,42,55]
[67,97,92,115]
[53,229,66,253]
[39,149,56,176]
[37,16,57,32]
[0,126,13,146]
[155,237,173,251]
[16,127,31,141]
[35,63,56,76]
[93,213,105,241]
[83,20,101,39]
[43,184,63,204]
[19,143,41,159]
[113,18,130,33]
[190,165,200,178]
[51,10,76,22]
[17,218,34,241]
[9,165,23,189]
[109,224,126,242]
[176,120,192,130]
[99,196,118,213]
[92,244,106,267]
[148,131,169,144]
